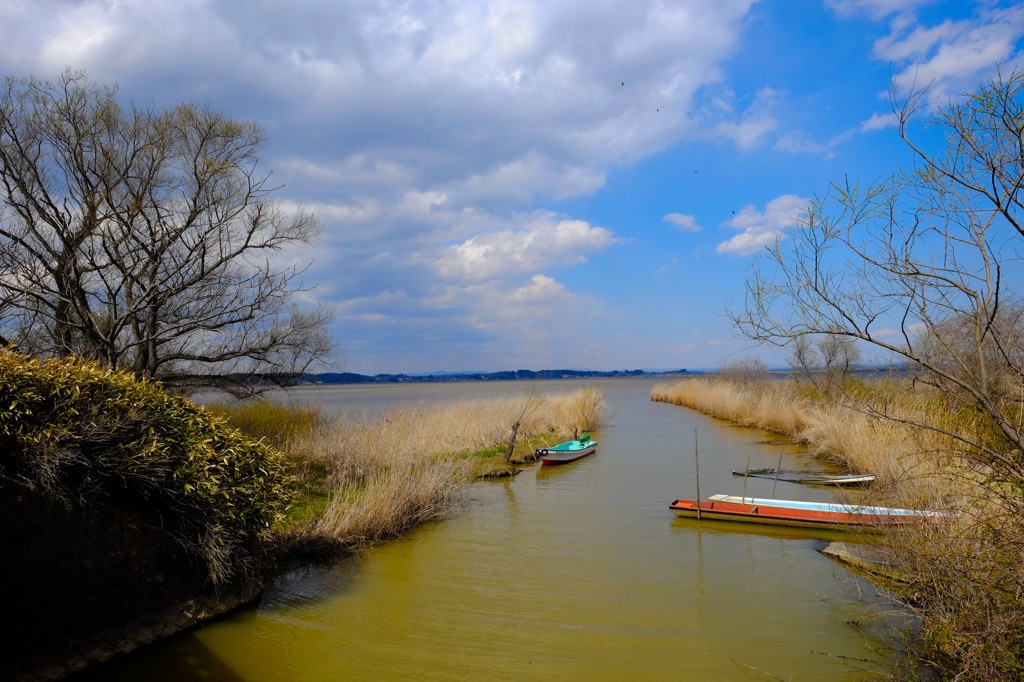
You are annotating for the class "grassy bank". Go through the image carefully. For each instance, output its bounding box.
[650,377,957,506]
[653,375,1024,680]
[0,351,299,679]
[0,350,293,586]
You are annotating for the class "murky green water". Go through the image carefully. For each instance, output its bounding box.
[84,378,906,680]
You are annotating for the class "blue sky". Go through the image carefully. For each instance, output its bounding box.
[1,0,1022,374]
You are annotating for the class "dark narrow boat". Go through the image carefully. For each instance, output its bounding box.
[732,468,876,486]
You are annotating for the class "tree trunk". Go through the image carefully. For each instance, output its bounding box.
[503,421,520,465]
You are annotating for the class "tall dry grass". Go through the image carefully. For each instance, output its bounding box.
[651,378,811,435]
[282,388,606,551]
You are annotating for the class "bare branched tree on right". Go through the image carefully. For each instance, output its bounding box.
[734,69,1024,480]
[732,69,1024,678]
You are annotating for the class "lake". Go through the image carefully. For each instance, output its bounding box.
[84,378,905,680]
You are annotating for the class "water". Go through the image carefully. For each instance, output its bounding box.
[87,378,904,680]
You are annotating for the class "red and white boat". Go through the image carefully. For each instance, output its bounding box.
[668,496,935,530]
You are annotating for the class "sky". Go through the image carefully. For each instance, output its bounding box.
[0,0,1023,374]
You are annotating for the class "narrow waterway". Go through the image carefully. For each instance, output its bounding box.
[85,378,904,680]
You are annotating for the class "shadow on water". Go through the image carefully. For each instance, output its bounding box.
[533,460,595,480]
[257,555,362,610]
[71,633,247,682]
[70,556,366,682]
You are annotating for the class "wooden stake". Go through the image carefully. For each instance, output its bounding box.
[771,448,784,498]
[743,453,750,503]
[694,429,702,520]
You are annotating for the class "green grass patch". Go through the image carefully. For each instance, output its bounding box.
[205,400,322,450]
[283,488,333,527]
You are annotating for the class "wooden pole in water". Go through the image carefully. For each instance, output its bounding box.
[694,429,702,520]
[743,453,750,503]
[771,449,784,498]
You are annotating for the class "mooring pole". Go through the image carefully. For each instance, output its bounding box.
[694,428,702,520]
[743,453,750,503]
[771,449,784,498]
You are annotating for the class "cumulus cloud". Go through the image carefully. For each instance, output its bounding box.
[436,214,619,281]
[860,111,898,131]
[716,194,810,256]
[663,213,701,232]
[513,274,569,302]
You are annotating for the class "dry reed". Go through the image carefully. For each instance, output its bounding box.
[651,378,811,435]
[284,388,606,550]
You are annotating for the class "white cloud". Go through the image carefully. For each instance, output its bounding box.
[874,19,962,61]
[826,0,930,21]
[663,213,701,232]
[716,194,810,256]
[774,128,856,157]
[860,111,898,131]
[436,214,619,281]
[702,87,779,149]
[513,274,568,302]
[862,5,1024,107]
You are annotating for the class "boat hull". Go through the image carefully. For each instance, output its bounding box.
[668,498,925,530]
[536,441,597,465]
[732,469,875,486]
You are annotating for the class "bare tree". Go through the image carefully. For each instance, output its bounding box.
[732,69,1024,479]
[717,356,769,383]
[732,68,1024,679]
[0,70,331,390]
[789,330,860,394]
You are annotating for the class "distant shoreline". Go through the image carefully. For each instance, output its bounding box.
[296,368,694,385]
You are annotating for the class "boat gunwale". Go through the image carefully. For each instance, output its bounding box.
[709,494,942,517]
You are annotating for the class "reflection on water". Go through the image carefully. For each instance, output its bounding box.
[82,378,905,680]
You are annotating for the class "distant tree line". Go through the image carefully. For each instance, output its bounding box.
[297,368,690,385]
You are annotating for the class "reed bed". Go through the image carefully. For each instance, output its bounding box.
[225,388,608,552]
[651,378,811,435]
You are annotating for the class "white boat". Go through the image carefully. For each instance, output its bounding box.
[709,494,942,517]
[535,434,597,465]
